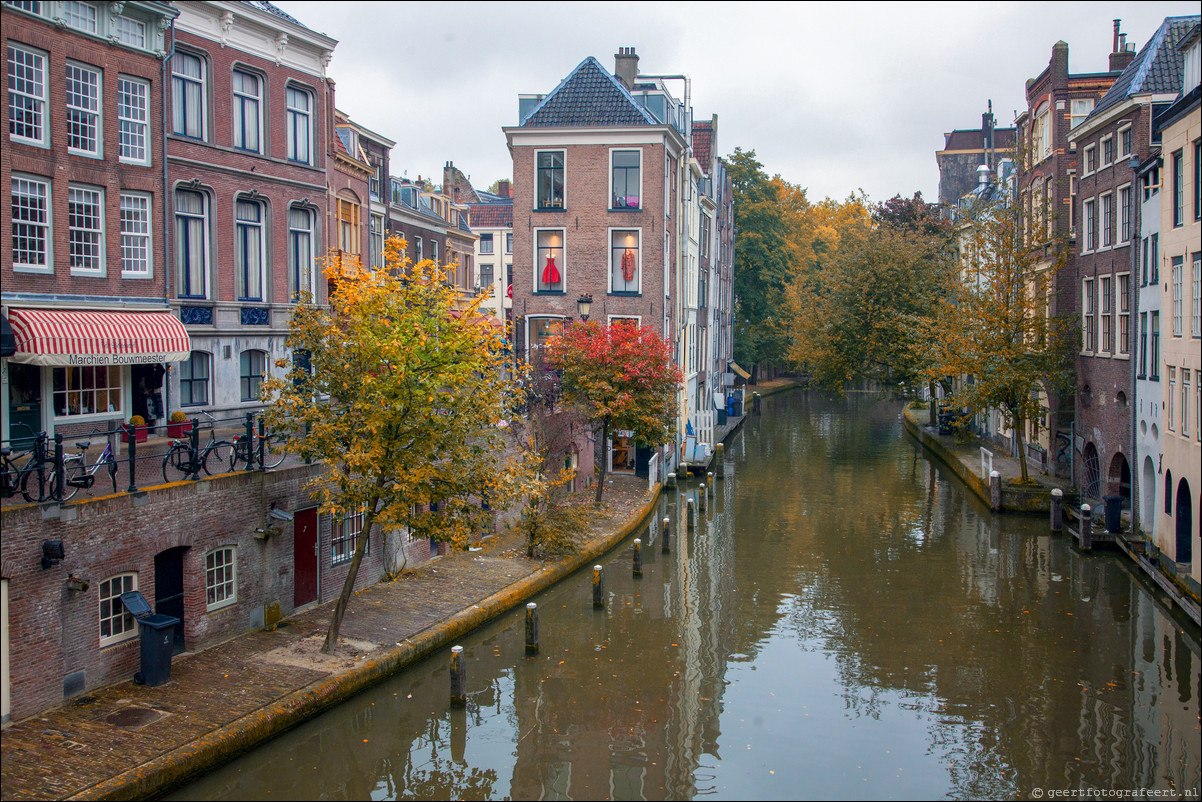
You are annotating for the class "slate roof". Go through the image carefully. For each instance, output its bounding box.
[521,57,659,128]
[468,202,513,228]
[1092,15,1201,116]
[245,1,306,29]
[692,121,713,173]
[941,128,1017,151]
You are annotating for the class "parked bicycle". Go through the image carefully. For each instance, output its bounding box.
[56,431,119,501]
[1,424,48,502]
[230,424,288,472]
[162,411,233,483]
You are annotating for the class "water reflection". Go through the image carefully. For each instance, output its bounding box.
[171,391,1200,801]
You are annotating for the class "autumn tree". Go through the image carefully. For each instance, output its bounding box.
[544,321,682,502]
[263,237,526,653]
[920,193,1075,482]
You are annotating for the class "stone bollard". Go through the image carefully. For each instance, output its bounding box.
[450,645,466,707]
[687,498,696,531]
[699,479,707,511]
[1050,489,1063,533]
[592,565,604,608]
[707,471,714,492]
[662,516,671,554]
[525,603,539,655]
[753,393,762,414]
[633,539,643,577]
[677,461,688,481]
[1079,504,1093,550]
[715,443,725,478]
[989,470,1001,511]
[666,471,677,489]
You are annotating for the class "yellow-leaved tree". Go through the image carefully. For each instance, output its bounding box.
[263,237,527,653]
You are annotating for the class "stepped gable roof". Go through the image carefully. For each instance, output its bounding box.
[1093,15,1201,116]
[521,57,659,128]
[692,121,713,172]
[468,202,513,228]
[941,128,1017,151]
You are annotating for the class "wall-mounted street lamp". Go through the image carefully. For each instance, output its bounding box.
[577,293,593,322]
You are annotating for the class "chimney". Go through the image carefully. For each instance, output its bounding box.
[497,180,510,198]
[614,46,639,90]
[1109,20,1135,71]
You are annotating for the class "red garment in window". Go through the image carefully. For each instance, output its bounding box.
[621,249,636,282]
[542,255,560,285]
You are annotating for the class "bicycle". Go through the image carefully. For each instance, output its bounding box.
[230,423,287,471]
[162,411,233,483]
[2,424,44,501]
[56,431,119,501]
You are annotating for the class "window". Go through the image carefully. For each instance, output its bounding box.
[1193,253,1201,338]
[611,150,641,209]
[1150,312,1160,380]
[62,0,97,32]
[288,206,313,300]
[68,185,103,274]
[331,508,366,565]
[1033,106,1050,161]
[239,349,266,402]
[369,163,380,201]
[117,77,149,163]
[205,547,236,610]
[1195,140,1201,222]
[610,229,640,293]
[235,200,264,301]
[337,197,359,256]
[1100,193,1113,248]
[536,151,564,209]
[1139,312,1148,378]
[1168,367,1176,431]
[1082,278,1096,351]
[1083,199,1096,252]
[65,62,100,155]
[479,263,493,289]
[5,1,42,12]
[114,15,145,48]
[1119,185,1131,243]
[1172,256,1184,336]
[1151,234,1160,283]
[1118,126,1132,158]
[171,51,204,139]
[414,237,423,262]
[1185,371,1192,439]
[11,175,50,271]
[536,229,564,292]
[53,366,120,417]
[1084,145,1097,175]
[175,189,208,298]
[1141,237,1149,285]
[179,351,210,406]
[1070,98,1094,129]
[286,86,311,164]
[1100,275,1112,353]
[8,44,47,145]
[1173,150,1184,227]
[119,193,151,277]
[1100,136,1113,167]
[430,239,438,264]
[231,69,261,153]
[1118,273,1130,356]
[99,573,136,646]
[369,213,384,269]
[505,232,513,254]
[479,233,494,254]
[527,316,564,355]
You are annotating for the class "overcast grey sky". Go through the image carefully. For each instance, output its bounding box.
[276,1,1199,205]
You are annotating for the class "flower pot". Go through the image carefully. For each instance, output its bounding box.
[167,422,193,438]
[121,426,148,444]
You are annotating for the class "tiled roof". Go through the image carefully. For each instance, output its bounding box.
[1093,15,1201,116]
[693,121,713,172]
[521,57,659,128]
[469,202,513,228]
[245,1,306,29]
[941,129,1017,151]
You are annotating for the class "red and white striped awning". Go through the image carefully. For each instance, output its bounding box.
[5,308,191,367]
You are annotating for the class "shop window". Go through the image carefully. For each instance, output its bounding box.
[536,230,564,292]
[610,229,640,293]
[53,365,121,418]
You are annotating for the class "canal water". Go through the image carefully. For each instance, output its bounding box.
[171,391,1201,801]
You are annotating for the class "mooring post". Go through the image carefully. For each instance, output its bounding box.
[677,460,688,481]
[1080,504,1093,550]
[525,603,539,654]
[633,539,643,577]
[715,443,725,477]
[1050,488,1063,533]
[698,478,707,511]
[753,392,762,414]
[662,516,671,553]
[687,497,696,531]
[592,565,604,609]
[666,471,677,489]
[450,645,466,707]
[989,470,1001,511]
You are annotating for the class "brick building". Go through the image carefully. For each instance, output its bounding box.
[466,181,514,324]
[2,0,183,446]
[936,106,1017,216]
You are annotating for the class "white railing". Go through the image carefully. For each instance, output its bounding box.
[647,451,661,492]
[980,447,993,480]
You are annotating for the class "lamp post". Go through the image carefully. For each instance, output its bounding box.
[577,293,593,322]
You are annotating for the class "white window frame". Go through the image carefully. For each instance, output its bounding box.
[430,239,439,264]
[1172,256,1184,336]
[331,508,366,565]
[1034,107,1051,162]
[1082,277,1096,352]
[179,351,210,407]
[1184,370,1191,439]
[68,184,105,276]
[205,546,237,611]
[369,213,384,269]
[7,43,48,147]
[65,60,101,157]
[525,315,566,360]
[114,15,146,48]
[1100,135,1114,168]
[1117,272,1130,357]
[535,149,566,210]
[1100,274,1113,354]
[1168,367,1176,431]
[231,68,262,154]
[479,232,494,254]
[1117,125,1132,158]
[117,75,149,164]
[1082,198,1096,253]
[1192,252,1201,339]
[286,85,313,165]
[54,365,121,418]
[1070,98,1094,130]
[609,148,642,211]
[1099,192,1113,249]
[608,315,641,327]
[119,192,152,278]
[239,349,267,402]
[505,232,513,254]
[98,572,137,647]
[11,174,52,273]
[534,228,566,293]
[1083,145,1097,176]
[1118,184,1132,244]
[609,227,642,294]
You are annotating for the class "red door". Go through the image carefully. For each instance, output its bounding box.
[294,508,318,607]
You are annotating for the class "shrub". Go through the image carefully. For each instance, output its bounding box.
[128,414,146,426]
[169,410,187,423]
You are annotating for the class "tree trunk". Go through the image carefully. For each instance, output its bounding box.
[322,489,382,654]
[1013,411,1030,484]
[595,417,610,503]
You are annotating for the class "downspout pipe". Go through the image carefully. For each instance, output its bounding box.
[1129,154,1141,535]
[162,22,175,417]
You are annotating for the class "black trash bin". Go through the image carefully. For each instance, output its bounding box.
[729,395,743,417]
[120,591,180,687]
[1103,495,1123,533]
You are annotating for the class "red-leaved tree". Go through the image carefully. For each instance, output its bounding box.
[545,321,682,502]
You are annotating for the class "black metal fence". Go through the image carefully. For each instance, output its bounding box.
[1,412,288,506]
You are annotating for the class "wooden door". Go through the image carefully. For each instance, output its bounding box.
[294,507,318,607]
